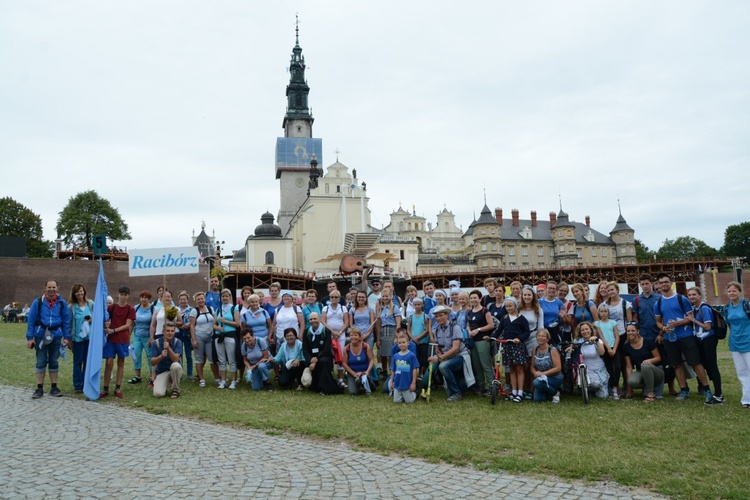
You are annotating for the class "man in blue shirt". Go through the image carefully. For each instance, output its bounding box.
[150,322,183,398]
[205,277,222,312]
[26,279,71,399]
[654,273,711,401]
[633,273,673,394]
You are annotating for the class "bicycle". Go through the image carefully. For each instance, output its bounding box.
[565,339,597,404]
[489,339,511,405]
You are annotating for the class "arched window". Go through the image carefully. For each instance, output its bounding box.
[265,251,274,265]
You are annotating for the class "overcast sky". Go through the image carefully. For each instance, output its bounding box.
[2,1,748,259]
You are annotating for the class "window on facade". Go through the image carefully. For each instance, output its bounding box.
[481,229,486,235]
[265,251,274,265]
[592,248,597,257]
[482,259,488,268]
[577,249,582,258]
[492,259,498,267]
[336,185,340,192]
[491,244,496,251]
[560,260,566,267]
[558,231,563,237]
[523,263,530,269]
[508,247,515,256]
[400,250,405,259]
[538,246,543,256]
[602,248,607,257]
[521,246,528,256]
[481,243,487,252]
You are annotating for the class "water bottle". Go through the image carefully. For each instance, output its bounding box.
[59,344,67,361]
[667,327,677,343]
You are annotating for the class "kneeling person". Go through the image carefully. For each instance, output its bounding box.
[151,322,183,398]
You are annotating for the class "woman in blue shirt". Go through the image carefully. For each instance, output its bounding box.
[68,283,95,393]
[725,281,750,408]
[687,287,723,404]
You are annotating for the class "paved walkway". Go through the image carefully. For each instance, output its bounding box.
[0,386,664,499]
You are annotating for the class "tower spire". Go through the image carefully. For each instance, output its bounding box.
[295,13,300,46]
[283,16,313,131]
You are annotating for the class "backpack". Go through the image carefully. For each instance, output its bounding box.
[705,305,728,340]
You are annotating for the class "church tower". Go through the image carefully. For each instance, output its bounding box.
[276,18,323,235]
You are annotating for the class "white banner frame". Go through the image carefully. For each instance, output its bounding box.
[128,246,202,277]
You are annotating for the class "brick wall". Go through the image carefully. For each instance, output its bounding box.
[702,268,750,305]
[0,257,210,307]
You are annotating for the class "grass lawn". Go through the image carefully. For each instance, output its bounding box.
[2,323,747,499]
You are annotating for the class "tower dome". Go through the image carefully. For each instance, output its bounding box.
[254,212,283,237]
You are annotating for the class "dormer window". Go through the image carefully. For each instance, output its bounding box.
[520,226,532,239]
[584,230,595,243]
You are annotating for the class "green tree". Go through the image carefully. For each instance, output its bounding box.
[634,239,656,263]
[56,190,131,248]
[0,197,54,258]
[656,236,721,260]
[722,221,750,262]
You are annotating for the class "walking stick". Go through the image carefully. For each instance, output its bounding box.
[425,343,438,403]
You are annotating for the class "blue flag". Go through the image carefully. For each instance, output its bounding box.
[84,258,108,401]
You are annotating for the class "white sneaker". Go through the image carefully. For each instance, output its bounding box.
[218,380,226,389]
[552,392,560,404]
[229,380,237,390]
[199,380,206,388]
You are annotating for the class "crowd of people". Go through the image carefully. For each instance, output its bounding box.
[22,273,750,408]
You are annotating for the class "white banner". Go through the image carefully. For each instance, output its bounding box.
[128,246,202,277]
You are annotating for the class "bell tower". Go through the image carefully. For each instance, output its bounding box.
[276,16,323,235]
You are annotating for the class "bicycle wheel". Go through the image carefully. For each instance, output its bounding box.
[579,365,590,404]
[490,380,499,405]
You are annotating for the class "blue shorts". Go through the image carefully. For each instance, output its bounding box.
[103,342,129,359]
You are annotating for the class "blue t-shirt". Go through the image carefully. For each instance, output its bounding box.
[71,302,94,342]
[569,300,596,324]
[241,337,268,364]
[409,313,428,343]
[242,308,271,339]
[540,298,564,328]
[654,294,692,340]
[216,304,237,334]
[302,303,321,329]
[594,319,617,348]
[692,303,714,340]
[133,304,154,337]
[205,291,221,312]
[390,350,419,391]
[150,336,183,375]
[378,304,402,327]
[727,300,750,352]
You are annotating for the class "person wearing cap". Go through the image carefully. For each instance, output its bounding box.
[101,286,136,398]
[26,279,71,399]
[429,305,468,402]
[367,278,382,310]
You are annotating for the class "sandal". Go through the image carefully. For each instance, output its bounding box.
[643,396,656,403]
[170,390,180,399]
[742,404,750,409]
[127,376,141,384]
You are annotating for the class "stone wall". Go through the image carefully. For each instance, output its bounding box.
[0,257,210,307]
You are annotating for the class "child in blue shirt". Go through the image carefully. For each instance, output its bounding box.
[594,304,620,399]
[390,332,419,403]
